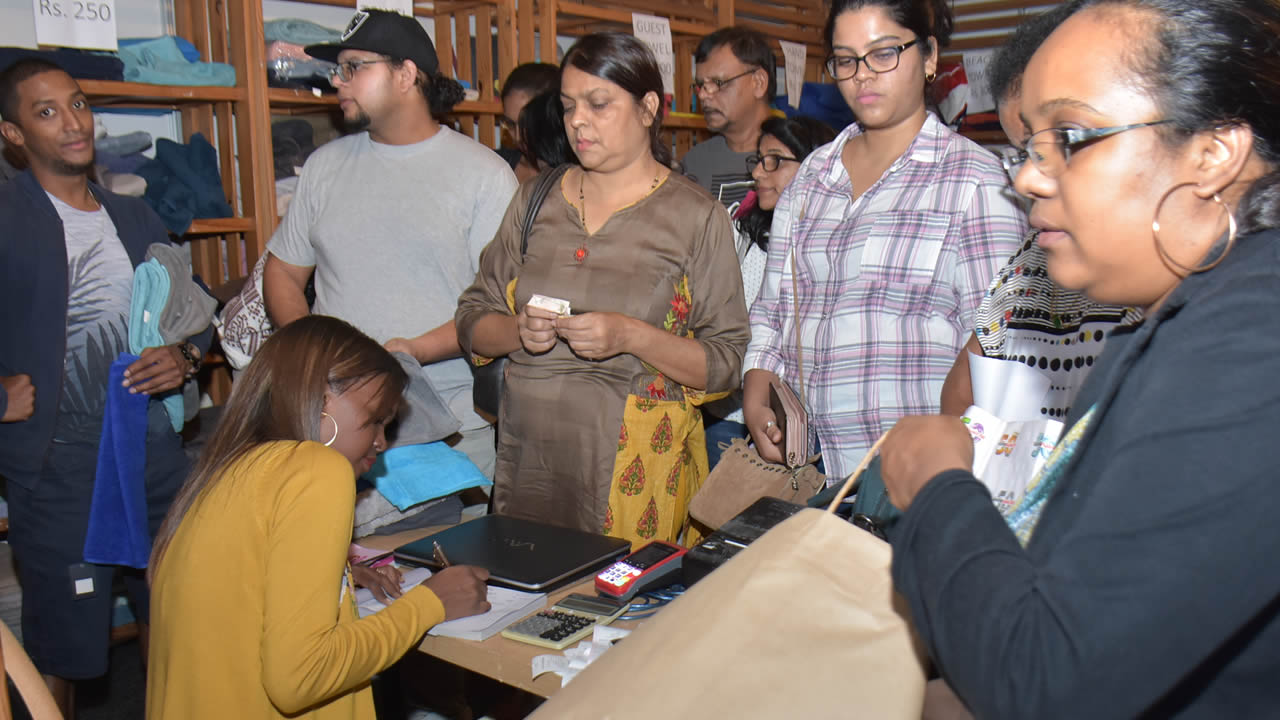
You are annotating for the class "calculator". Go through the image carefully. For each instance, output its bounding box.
[500,593,627,650]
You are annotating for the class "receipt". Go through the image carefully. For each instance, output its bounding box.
[532,654,570,680]
[593,625,631,643]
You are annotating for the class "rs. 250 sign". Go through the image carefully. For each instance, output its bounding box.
[33,0,119,51]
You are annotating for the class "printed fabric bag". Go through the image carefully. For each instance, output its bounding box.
[532,440,928,719]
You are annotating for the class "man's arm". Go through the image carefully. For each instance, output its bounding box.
[384,321,463,365]
[263,253,315,329]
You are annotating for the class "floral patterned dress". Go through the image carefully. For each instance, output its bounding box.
[456,171,749,546]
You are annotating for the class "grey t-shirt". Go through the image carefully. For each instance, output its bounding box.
[49,192,133,444]
[681,135,754,208]
[267,127,518,431]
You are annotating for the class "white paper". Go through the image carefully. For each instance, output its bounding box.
[532,654,570,679]
[961,404,1063,515]
[357,0,414,16]
[527,294,571,316]
[33,0,118,51]
[427,586,546,640]
[355,566,433,617]
[592,625,631,643]
[779,40,806,109]
[968,352,1052,422]
[632,13,675,95]
[961,49,997,113]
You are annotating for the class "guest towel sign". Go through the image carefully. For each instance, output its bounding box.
[779,40,806,108]
[357,0,415,16]
[632,13,675,95]
[33,0,118,51]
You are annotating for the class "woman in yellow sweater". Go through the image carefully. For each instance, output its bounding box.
[146,316,490,719]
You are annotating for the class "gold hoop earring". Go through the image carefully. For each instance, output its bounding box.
[925,73,936,84]
[1152,182,1238,275]
[321,412,339,447]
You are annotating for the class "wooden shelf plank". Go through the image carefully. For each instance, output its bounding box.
[664,112,707,130]
[184,217,255,235]
[269,87,339,107]
[80,80,244,105]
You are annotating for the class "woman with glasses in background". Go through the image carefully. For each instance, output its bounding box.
[704,115,836,468]
[742,0,1027,480]
[882,0,1280,715]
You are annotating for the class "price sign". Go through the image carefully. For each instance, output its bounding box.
[33,0,119,51]
[357,0,415,16]
[779,40,806,109]
[962,49,997,113]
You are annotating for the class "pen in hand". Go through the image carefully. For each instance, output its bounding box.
[432,541,452,568]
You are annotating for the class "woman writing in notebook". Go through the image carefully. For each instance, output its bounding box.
[146,316,489,720]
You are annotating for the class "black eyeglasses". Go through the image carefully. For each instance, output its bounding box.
[824,39,919,80]
[692,68,759,95]
[1000,120,1171,183]
[328,58,391,83]
[746,153,800,173]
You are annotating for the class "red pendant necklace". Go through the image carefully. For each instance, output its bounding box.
[575,169,662,263]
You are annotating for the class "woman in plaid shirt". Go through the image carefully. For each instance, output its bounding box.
[743,0,1027,480]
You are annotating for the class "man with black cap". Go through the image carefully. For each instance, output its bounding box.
[264,9,518,480]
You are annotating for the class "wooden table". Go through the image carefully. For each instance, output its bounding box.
[357,525,642,698]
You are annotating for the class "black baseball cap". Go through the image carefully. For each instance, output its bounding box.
[306,9,440,76]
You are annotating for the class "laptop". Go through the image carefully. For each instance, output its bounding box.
[394,514,631,592]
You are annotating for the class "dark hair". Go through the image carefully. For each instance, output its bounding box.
[823,0,954,56]
[389,58,465,118]
[562,32,672,168]
[695,27,778,100]
[987,3,1078,105]
[149,315,407,580]
[738,115,837,251]
[0,58,67,126]
[502,62,560,101]
[1069,0,1280,235]
[518,90,576,171]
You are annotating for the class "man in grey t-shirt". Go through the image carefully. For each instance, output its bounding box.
[683,27,776,207]
[263,10,518,478]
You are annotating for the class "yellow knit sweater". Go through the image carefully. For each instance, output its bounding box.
[147,441,445,719]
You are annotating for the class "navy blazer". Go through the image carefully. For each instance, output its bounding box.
[0,170,212,487]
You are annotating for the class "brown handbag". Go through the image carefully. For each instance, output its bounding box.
[690,249,822,529]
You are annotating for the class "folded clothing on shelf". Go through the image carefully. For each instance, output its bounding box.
[264,18,342,46]
[136,132,234,235]
[0,47,124,82]
[117,36,235,87]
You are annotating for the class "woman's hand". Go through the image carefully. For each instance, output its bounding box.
[518,305,559,355]
[880,416,975,511]
[424,566,492,620]
[554,312,635,360]
[743,369,784,464]
[350,564,404,605]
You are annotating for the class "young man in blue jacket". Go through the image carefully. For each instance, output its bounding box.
[0,58,212,716]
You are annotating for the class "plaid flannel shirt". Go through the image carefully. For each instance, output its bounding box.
[745,114,1028,480]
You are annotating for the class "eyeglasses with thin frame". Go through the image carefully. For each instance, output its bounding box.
[746,153,800,173]
[691,68,759,95]
[824,39,919,80]
[328,58,391,83]
[1000,120,1171,184]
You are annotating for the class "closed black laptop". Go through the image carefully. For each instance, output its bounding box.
[394,514,631,592]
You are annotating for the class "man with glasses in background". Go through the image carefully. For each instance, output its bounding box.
[263,9,517,510]
[682,27,777,208]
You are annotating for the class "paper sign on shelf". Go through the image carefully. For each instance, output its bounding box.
[357,0,414,16]
[32,0,119,51]
[631,13,675,96]
[779,40,806,109]
[961,48,998,113]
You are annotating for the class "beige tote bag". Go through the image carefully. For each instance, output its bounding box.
[531,440,928,719]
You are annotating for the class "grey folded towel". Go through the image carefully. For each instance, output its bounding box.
[388,351,461,447]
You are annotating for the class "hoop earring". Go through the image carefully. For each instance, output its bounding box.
[321,412,339,447]
[1152,182,1238,275]
[925,72,936,84]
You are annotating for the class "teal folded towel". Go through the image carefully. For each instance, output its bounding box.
[130,258,184,432]
[366,442,492,511]
[117,36,236,87]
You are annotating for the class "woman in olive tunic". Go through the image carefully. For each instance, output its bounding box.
[456,33,749,545]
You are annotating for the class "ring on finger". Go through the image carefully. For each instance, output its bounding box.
[764,420,775,429]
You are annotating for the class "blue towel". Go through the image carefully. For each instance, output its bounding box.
[116,36,236,87]
[130,258,185,431]
[84,353,151,569]
[366,442,492,511]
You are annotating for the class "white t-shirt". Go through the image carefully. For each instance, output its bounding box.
[268,128,518,430]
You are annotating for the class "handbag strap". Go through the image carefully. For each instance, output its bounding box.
[826,432,889,513]
[788,249,807,408]
[520,163,572,256]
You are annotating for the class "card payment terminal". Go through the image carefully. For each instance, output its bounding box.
[595,540,686,602]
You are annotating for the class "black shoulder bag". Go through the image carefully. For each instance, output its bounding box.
[471,164,572,421]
